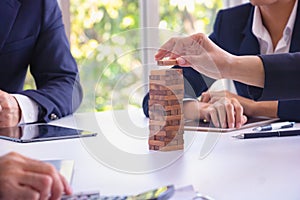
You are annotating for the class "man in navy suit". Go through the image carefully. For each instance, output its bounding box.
[0,0,81,197]
[144,0,300,128]
[0,0,82,128]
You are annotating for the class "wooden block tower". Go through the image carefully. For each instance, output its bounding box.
[148,69,184,151]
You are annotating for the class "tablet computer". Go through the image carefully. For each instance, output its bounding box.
[184,117,279,132]
[0,124,97,143]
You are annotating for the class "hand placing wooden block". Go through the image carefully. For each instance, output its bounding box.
[157,59,178,66]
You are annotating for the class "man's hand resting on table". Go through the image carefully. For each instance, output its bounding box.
[0,90,21,127]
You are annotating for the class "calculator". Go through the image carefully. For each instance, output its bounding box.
[61,185,175,200]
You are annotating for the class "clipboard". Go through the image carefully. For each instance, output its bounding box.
[184,117,279,132]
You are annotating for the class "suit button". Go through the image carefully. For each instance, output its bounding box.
[49,113,58,120]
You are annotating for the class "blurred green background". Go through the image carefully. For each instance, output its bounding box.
[25,0,223,112]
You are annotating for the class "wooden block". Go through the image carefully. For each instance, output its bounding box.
[155,131,167,137]
[149,100,181,107]
[149,89,182,96]
[159,144,184,151]
[150,74,181,81]
[164,125,183,131]
[149,125,163,131]
[149,90,169,95]
[149,94,184,101]
[157,59,178,66]
[163,104,181,111]
[164,114,183,121]
[149,79,184,86]
[155,136,166,141]
[151,130,167,136]
[165,133,183,140]
[149,75,160,80]
[168,130,184,136]
[149,140,166,147]
[150,69,182,75]
[149,145,154,150]
[167,139,184,146]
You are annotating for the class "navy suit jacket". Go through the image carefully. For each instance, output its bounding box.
[143,3,300,121]
[0,0,82,122]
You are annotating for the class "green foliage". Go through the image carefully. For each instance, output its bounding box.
[69,0,223,112]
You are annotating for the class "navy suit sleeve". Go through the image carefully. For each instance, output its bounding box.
[247,53,300,121]
[19,1,82,122]
[256,53,300,100]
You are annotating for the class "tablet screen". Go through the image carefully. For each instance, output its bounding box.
[0,124,97,143]
[184,117,279,132]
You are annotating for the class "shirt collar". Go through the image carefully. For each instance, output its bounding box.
[252,0,298,53]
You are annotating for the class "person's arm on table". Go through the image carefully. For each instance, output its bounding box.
[0,152,72,200]
[0,0,82,127]
[18,1,82,123]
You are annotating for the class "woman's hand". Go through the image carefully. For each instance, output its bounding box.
[201,90,278,118]
[183,97,247,129]
[155,33,234,80]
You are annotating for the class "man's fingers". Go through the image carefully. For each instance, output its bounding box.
[21,159,65,200]
[59,173,72,195]
[20,172,52,200]
[17,185,40,200]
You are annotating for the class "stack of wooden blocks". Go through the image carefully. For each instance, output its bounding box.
[148,69,184,151]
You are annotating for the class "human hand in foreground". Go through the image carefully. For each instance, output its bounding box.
[0,152,72,200]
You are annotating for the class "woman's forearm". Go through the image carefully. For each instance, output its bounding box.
[226,55,265,88]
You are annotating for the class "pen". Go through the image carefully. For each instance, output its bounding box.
[233,129,300,139]
[252,121,295,131]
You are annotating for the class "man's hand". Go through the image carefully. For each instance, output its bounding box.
[0,152,72,200]
[0,90,22,127]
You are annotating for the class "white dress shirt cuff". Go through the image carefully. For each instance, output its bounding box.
[12,94,39,125]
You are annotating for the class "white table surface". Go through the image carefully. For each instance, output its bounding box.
[1,108,300,200]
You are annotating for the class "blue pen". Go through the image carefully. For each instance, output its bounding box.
[253,121,295,132]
